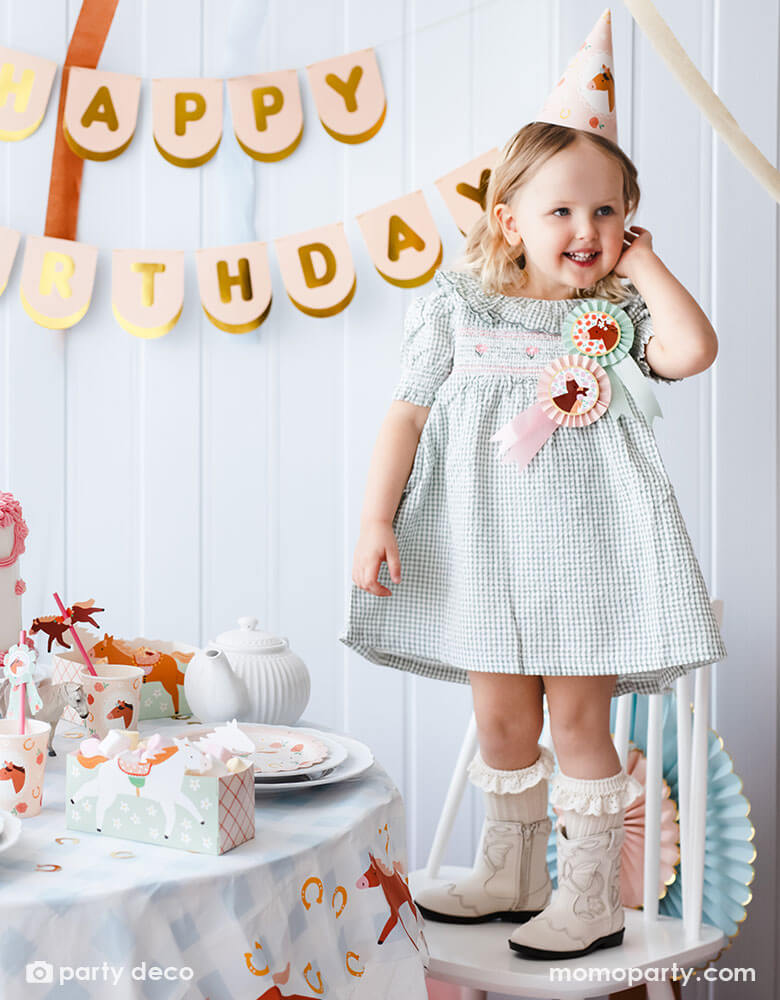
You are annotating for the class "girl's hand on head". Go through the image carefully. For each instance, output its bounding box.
[352,521,401,597]
[614,225,655,281]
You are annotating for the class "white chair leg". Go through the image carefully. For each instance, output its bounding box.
[643,693,664,919]
[425,712,479,879]
[425,979,487,1000]
[646,979,676,999]
[613,692,632,767]
[687,663,711,941]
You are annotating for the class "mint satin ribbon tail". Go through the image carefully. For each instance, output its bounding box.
[612,355,663,424]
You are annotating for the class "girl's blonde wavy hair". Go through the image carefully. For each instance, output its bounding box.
[457,122,640,303]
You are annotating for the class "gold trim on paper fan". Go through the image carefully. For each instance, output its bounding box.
[235,125,303,162]
[374,243,443,289]
[153,135,221,168]
[287,276,356,317]
[63,124,136,161]
[319,102,386,145]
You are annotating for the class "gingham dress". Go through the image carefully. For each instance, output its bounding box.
[339,269,726,696]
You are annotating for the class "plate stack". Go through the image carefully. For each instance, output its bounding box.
[182,723,374,792]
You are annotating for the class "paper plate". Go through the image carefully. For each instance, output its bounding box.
[182,723,348,779]
[0,809,22,854]
[252,730,374,793]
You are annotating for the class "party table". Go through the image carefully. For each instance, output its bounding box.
[0,717,428,1000]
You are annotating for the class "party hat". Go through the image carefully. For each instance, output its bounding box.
[537,8,617,143]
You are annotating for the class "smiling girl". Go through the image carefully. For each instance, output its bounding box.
[340,11,726,961]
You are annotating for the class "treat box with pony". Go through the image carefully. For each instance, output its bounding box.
[53,636,197,721]
[65,732,255,855]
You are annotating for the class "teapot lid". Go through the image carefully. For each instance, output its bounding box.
[216,617,288,654]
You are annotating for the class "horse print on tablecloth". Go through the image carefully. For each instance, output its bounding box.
[356,852,420,948]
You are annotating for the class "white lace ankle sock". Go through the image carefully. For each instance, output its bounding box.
[549,768,642,838]
[467,746,555,822]
[563,806,625,838]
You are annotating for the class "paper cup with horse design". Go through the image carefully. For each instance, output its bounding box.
[0,719,51,818]
[79,664,144,739]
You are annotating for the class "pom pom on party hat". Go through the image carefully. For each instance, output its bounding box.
[537,8,617,143]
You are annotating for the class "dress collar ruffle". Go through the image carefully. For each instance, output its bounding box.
[434,268,636,333]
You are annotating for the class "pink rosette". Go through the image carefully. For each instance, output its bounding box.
[491,354,611,472]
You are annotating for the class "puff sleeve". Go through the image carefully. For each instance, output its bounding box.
[622,291,683,384]
[391,285,456,407]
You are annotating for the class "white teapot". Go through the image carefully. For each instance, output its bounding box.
[184,617,310,725]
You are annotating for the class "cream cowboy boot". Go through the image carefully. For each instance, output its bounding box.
[508,768,642,960]
[415,746,554,924]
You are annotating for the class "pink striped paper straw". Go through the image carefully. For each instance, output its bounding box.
[18,629,26,735]
[53,593,98,676]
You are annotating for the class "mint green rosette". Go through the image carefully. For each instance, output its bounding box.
[562,299,662,424]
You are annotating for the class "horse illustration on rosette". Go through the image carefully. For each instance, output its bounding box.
[70,738,208,838]
[356,851,420,949]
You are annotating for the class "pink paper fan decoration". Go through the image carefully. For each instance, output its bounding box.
[621,746,680,908]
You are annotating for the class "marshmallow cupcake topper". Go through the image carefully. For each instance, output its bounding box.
[537,8,618,143]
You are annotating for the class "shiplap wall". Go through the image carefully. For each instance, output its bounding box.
[0,2,775,997]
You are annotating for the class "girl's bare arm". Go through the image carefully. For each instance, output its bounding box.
[353,400,430,597]
[616,226,718,379]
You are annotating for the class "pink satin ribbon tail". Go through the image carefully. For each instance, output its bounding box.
[490,404,558,472]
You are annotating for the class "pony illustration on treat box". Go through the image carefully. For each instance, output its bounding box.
[53,634,198,722]
[70,738,209,837]
[66,735,255,854]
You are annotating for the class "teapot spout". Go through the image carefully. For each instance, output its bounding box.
[184,646,250,723]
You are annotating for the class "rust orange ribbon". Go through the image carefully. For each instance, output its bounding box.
[44,0,120,241]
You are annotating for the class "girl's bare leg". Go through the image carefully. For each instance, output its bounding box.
[542,674,619,777]
[468,672,544,768]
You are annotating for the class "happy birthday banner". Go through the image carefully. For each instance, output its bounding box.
[0,148,497,333]
[0,44,388,161]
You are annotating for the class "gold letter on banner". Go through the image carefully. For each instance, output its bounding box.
[275,224,355,317]
[195,242,272,334]
[435,149,499,236]
[357,191,442,288]
[20,235,97,329]
[63,68,141,161]
[112,250,184,338]
[228,70,303,162]
[0,227,20,295]
[306,48,385,144]
[0,46,58,142]
[152,78,222,167]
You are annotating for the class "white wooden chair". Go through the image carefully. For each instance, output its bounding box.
[410,600,727,1000]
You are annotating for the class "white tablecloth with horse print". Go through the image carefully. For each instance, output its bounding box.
[0,718,428,999]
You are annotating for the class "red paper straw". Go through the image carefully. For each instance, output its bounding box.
[53,593,98,676]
